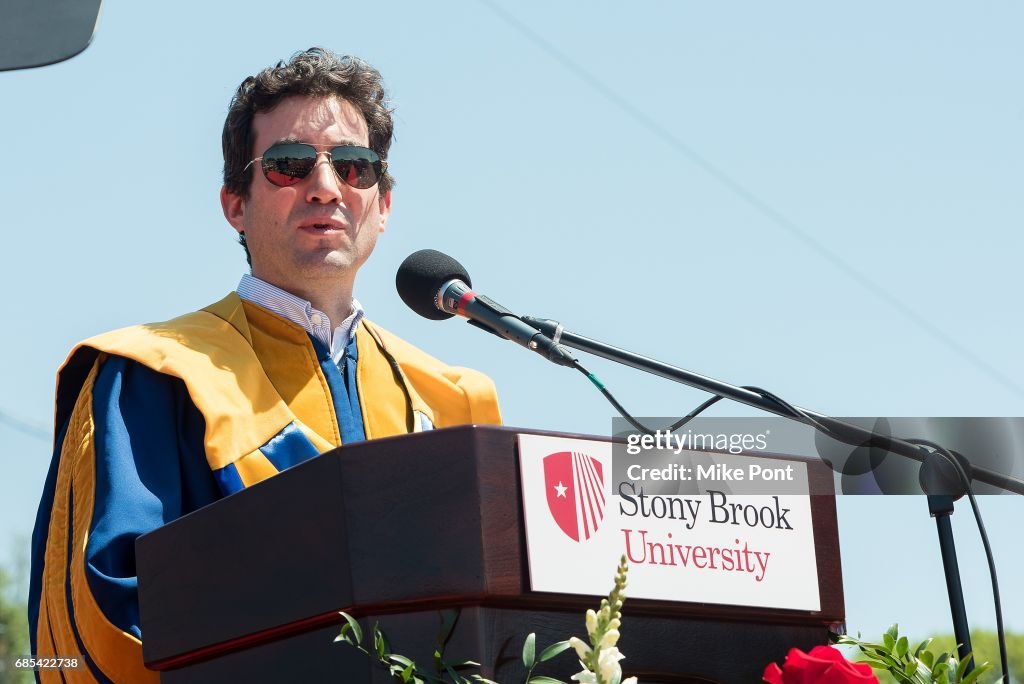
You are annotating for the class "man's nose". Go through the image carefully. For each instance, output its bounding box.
[305,153,344,204]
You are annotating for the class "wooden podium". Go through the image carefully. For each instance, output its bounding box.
[136,426,844,683]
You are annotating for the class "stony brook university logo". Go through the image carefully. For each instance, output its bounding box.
[543,451,606,542]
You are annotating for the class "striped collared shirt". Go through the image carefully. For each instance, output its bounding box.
[236,274,364,365]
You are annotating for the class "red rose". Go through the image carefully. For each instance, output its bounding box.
[763,645,878,684]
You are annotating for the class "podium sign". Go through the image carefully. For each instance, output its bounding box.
[518,433,821,611]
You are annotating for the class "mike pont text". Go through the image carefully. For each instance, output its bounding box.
[626,462,795,482]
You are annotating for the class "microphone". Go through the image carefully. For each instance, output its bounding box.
[396,249,577,367]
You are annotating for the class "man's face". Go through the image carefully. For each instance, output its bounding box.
[221,95,391,293]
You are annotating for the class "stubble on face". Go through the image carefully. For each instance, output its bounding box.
[231,96,390,296]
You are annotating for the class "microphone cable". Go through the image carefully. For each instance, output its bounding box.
[572,359,830,436]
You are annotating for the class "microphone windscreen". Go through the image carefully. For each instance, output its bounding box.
[396,249,472,320]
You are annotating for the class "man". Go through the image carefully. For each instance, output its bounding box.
[28,48,500,683]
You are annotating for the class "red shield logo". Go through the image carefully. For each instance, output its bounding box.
[543,451,605,542]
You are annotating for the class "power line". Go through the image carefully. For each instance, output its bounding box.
[0,410,50,442]
[475,0,1024,401]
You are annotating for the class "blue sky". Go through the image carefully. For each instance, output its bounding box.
[1,0,1022,645]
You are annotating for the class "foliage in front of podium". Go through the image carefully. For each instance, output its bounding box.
[335,608,533,683]
[334,608,572,683]
[565,556,636,684]
[835,624,994,683]
[334,556,637,684]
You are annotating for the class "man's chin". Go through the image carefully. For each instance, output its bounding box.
[294,250,364,276]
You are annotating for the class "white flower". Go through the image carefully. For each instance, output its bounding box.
[585,609,598,637]
[572,663,636,684]
[571,669,597,684]
[596,646,626,682]
[599,629,621,649]
[569,636,592,661]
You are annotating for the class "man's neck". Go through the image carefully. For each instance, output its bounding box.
[303,290,353,329]
[251,273,354,328]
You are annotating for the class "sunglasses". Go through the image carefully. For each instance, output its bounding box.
[244,142,387,190]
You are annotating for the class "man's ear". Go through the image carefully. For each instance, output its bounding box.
[377,189,392,233]
[220,186,246,234]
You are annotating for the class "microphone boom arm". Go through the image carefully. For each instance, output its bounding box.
[521,316,1024,495]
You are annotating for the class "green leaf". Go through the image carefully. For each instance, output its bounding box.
[915,639,934,658]
[539,640,573,663]
[437,609,460,650]
[884,632,897,651]
[896,636,909,658]
[863,650,904,671]
[954,652,973,681]
[888,671,914,684]
[389,654,415,668]
[960,661,991,684]
[374,623,386,659]
[522,632,537,668]
[339,611,363,645]
[859,658,892,670]
[527,678,567,684]
[920,649,935,669]
[453,661,482,669]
